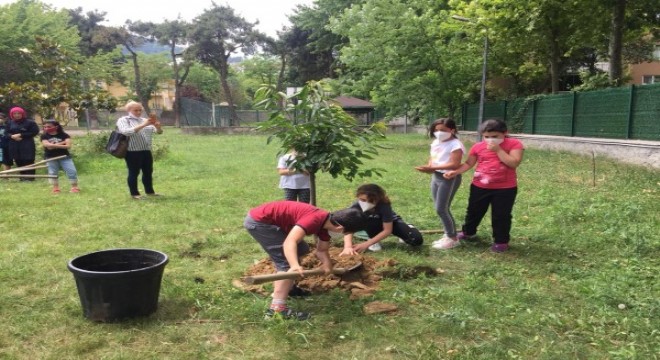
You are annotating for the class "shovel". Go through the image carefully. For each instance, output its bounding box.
[242,261,362,285]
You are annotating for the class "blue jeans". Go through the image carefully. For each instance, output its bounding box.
[47,156,78,184]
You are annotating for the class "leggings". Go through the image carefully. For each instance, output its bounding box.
[431,172,462,238]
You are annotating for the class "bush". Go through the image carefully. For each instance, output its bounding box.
[75,131,170,160]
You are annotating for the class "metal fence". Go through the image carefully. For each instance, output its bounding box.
[460,83,660,141]
[179,98,268,127]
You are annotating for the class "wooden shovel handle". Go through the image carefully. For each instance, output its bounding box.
[243,267,348,285]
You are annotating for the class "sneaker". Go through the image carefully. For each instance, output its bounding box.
[457,231,477,241]
[52,188,61,194]
[398,238,406,244]
[265,308,310,321]
[432,237,460,250]
[289,285,312,297]
[368,243,382,252]
[432,235,449,245]
[491,243,509,253]
[70,187,80,193]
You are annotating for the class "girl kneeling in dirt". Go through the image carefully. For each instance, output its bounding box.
[340,184,423,254]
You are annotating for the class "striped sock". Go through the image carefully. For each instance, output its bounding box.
[270,298,287,312]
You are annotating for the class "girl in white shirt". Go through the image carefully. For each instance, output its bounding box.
[415,118,465,249]
[277,149,310,203]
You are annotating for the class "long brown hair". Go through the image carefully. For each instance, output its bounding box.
[356,184,390,204]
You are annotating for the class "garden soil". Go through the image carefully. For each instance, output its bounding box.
[237,245,400,299]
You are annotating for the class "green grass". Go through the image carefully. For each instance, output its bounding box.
[0,130,658,359]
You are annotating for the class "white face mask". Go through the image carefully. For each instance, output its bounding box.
[328,230,344,240]
[485,138,504,145]
[434,131,452,141]
[358,200,376,212]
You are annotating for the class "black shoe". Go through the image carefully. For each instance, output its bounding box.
[265,308,310,321]
[289,285,312,297]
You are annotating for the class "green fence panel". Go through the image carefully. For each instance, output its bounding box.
[460,83,659,140]
[463,103,480,131]
[574,87,630,139]
[484,101,506,122]
[506,98,535,133]
[631,83,660,140]
[180,98,213,127]
[531,93,574,136]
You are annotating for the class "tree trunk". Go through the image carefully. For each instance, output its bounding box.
[309,172,317,206]
[126,46,150,113]
[548,36,562,93]
[277,54,288,110]
[170,43,181,128]
[277,54,286,93]
[219,57,239,126]
[609,0,626,86]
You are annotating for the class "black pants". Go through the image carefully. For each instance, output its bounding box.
[124,150,155,196]
[283,188,310,203]
[365,218,424,246]
[16,158,36,181]
[462,184,518,244]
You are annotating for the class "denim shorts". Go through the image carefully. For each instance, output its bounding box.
[244,215,310,271]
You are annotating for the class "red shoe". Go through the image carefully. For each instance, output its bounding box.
[52,188,61,194]
[70,187,80,193]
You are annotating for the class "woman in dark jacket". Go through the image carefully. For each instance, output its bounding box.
[6,107,39,181]
[0,112,10,171]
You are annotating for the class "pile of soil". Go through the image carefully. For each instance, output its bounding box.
[237,246,399,299]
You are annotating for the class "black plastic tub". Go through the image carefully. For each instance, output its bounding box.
[68,248,168,322]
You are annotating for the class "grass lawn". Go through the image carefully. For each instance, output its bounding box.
[0,129,657,359]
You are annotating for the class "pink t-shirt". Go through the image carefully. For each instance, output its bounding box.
[469,137,524,189]
[249,201,331,241]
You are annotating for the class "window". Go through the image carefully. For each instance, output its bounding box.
[642,75,660,84]
[653,45,660,61]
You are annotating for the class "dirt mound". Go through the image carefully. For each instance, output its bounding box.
[238,246,399,299]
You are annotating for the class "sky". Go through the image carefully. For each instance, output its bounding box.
[0,0,316,36]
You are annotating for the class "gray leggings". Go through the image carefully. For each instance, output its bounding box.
[431,172,462,237]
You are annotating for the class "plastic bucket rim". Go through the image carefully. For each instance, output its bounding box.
[68,248,169,276]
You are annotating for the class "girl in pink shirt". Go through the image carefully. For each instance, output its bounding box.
[444,119,524,252]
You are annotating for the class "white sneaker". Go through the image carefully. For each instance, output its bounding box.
[398,238,406,244]
[432,238,460,250]
[432,236,449,245]
[368,243,382,252]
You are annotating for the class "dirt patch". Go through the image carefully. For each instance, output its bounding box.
[238,245,442,299]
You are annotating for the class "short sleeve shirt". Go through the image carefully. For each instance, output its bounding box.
[249,201,331,241]
[40,132,71,158]
[277,153,311,189]
[430,138,465,172]
[469,137,524,189]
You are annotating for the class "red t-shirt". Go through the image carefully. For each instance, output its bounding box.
[469,137,524,189]
[248,201,331,241]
